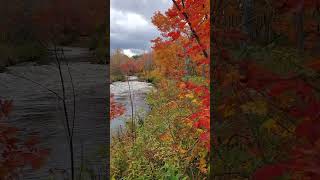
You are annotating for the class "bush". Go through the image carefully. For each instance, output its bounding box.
[0,42,48,67]
[111,74,126,82]
[15,43,48,62]
[138,69,163,85]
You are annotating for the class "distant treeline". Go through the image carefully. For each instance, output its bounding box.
[0,0,107,68]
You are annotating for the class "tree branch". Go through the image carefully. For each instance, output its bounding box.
[171,0,209,58]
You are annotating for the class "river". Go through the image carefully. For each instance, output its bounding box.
[0,47,107,179]
[110,76,154,136]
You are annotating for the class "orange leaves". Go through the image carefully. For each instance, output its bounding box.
[151,0,210,79]
[152,11,171,33]
[149,1,210,174]
[153,41,185,77]
[159,132,173,142]
[178,82,187,89]
[120,60,140,75]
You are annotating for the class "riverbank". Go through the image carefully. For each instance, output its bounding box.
[0,42,48,72]
[110,78,209,179]
[110,76,153,135]
[0,45,106,73]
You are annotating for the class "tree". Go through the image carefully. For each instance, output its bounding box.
[151,0,210,151]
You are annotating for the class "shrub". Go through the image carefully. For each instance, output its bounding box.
[0,42,48,67]
[139,69,163,85]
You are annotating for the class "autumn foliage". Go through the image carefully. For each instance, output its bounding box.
[152,0,210,152]
[213,0,320,179]
[31,0,106,42]
[120,61,140,75]
[110,94,125,120]
[0,99,49,179]
[111,0,210,178]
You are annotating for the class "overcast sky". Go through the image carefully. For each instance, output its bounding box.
[110,0,172,57]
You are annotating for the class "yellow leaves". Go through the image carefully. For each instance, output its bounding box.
[159,132,173,142]
[261,117,295,138]
[191,99,201,105]
[199,158,208,174]
[218,104,236,118]
[183,118,193,128]
[240,100,267,115]
[175,145,187,154]
[197,128,205,134]
[178,94,185,99]
[185,93,194,99]
[167,101,178,108]
[262,118,278,131]
[198,151,208,174]
[179,92,202,105]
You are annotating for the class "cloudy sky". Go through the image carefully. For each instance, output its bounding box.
[110,0,172,57]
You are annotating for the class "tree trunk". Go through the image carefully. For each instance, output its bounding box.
[242,0,254,41]
[294,10,304,52]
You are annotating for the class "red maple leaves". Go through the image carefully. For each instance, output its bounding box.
[213,0,320,179]
[110,94,125,120]
[153,0,210,149]
[0,99,49,179]
[120,61,140,75]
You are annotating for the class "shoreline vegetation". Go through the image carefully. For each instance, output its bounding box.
[0,42,48,72]
[110,0,210,179]
[111,76,209,179]
[0,22,106,72]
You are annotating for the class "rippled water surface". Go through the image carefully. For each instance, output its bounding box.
[110,76,154,135]
[0,47,107,179]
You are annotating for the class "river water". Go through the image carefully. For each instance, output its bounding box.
[110,76,154,136]
[0,47,107,179]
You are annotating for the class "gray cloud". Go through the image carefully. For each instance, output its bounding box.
[111,0,171,18]
[110,0,172,57]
